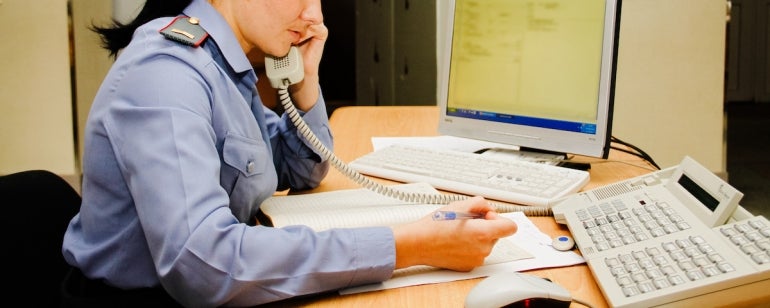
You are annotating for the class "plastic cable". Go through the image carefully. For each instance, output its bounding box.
[278,87,553,217]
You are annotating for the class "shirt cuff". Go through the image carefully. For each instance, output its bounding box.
[299,92,329,127]
[347,226,396,286]
[291,91,332,158]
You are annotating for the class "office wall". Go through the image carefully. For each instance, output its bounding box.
[356,0,437,106]
[0,0,76,177]
[612,0,727,175]
[725,0,770,103]
[0,0,113,191]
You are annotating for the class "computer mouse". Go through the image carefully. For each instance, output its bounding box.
[465,271,572,308]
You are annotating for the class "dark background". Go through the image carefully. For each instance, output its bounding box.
[319,0,356,114]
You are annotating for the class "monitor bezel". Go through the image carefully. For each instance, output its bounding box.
[437,0,622,159]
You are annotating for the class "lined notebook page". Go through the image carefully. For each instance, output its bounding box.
[261,183,535,280]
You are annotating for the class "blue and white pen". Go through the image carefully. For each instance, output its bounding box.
[432,210,484,221]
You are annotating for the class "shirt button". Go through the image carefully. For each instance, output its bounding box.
[246,161,255,173]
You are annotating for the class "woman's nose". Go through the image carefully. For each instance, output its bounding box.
[300,1,323,25]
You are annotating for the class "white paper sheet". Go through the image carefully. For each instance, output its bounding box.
[339,211,585,294]
[371,135,520,153]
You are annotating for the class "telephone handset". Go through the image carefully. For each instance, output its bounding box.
[264,46,549,216]
[264,46,304,89]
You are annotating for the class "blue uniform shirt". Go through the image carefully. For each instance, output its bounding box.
[62,0,395,306]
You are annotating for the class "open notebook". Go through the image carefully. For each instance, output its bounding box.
[258,183,585,294]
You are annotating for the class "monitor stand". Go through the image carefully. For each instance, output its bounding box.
[476,147,566,165]
[477,147,591,170]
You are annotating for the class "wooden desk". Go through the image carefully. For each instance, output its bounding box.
[280,106,656,307]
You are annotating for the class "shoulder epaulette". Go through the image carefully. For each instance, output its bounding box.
[159,16,209,47]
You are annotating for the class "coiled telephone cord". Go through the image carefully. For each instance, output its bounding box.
[278,87,552,217]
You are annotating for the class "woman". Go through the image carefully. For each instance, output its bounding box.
[61,0,518,306]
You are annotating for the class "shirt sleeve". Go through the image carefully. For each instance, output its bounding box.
[108,53,393,306]
[265,89,333,191]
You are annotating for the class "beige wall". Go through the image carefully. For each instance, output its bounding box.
[612,0,728,175]
[0,0,112,190]
[0,0,76,176]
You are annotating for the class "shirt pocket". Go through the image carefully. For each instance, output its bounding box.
[222,133,268,177]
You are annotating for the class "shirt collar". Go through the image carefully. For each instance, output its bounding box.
[184,0,253,74]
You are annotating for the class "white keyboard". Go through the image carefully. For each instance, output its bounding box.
[348,144,590,206]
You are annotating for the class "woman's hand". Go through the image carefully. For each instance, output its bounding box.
[392,196,519,272]
[289,23,328,112]
[296,23,328,78]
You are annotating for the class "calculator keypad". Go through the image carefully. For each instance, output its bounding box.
[719,216,770,265]
[603,235,734,297]
[576,197,692,252]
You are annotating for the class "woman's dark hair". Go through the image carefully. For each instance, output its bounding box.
[92,0,193,58]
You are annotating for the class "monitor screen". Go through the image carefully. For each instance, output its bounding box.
[438,0,621,158]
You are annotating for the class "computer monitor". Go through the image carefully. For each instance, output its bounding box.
[438,0,621,159]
